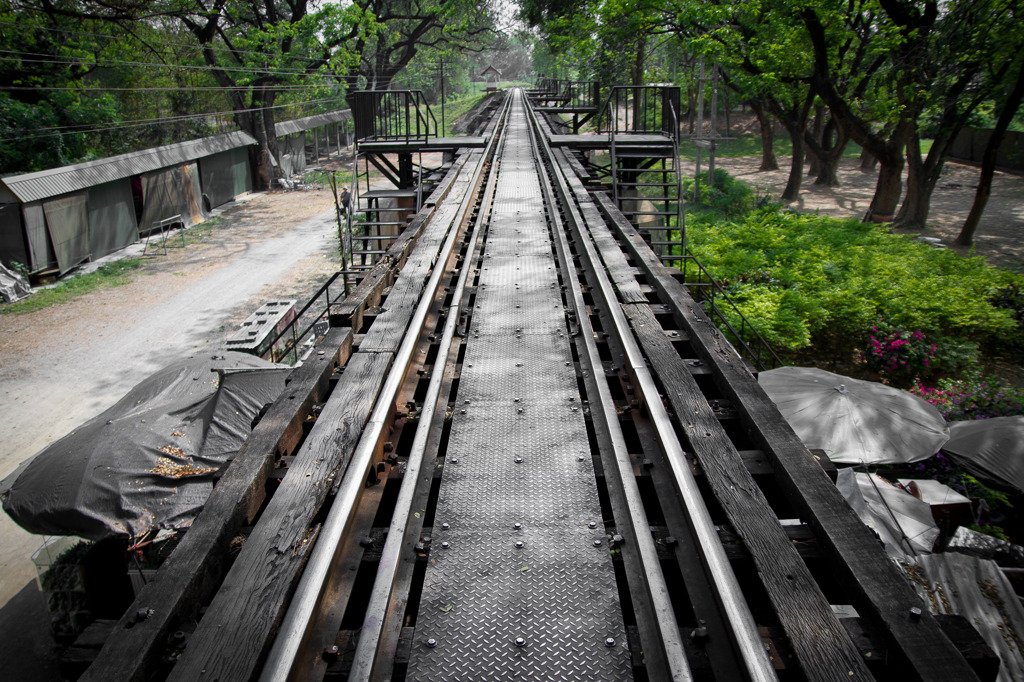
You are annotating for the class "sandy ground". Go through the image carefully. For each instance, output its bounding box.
[715,155,1024,272]
[0,184,342,680]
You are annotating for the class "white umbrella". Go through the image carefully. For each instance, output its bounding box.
[942,416,1024,493]
[759,366,949,464]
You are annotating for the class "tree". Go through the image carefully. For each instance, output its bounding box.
[343,0,496,93]
[957,51,1024,245]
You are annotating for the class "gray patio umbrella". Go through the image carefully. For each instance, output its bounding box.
[942,416,1024,494]
[759,367,949,464]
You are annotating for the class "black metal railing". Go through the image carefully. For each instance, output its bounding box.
[678,252,783,372]
[598,85,681,138]
[350,90,438,143]
[262,271,347,365]
[529,78,599,110]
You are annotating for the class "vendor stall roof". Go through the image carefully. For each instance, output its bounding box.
[1,130,258,204]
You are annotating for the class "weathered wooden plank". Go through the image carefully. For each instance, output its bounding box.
[622,301,870,680]
[167,350,395,682]
[595,190,979,681]
[554,148,647,304]
[80,327,352,682]
[359,152,482,353]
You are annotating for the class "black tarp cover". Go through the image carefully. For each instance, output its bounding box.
[0,353,289,542]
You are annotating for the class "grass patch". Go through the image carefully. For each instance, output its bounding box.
[2,258,145,315]
[183,215,227,245]
[438,93,487,137]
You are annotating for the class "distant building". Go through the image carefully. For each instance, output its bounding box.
[480,66,502,92]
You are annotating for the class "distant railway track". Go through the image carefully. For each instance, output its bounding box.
[79,89,983,682]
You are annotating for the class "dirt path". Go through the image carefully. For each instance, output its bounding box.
[0,186,342,680]
[715,156,1024,272]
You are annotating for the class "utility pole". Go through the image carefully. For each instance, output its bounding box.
[438,59,446,136]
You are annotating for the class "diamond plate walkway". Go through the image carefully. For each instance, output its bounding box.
[407,90,632,680]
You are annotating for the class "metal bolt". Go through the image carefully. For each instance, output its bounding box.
[611,534,624,547]
[464,399,470,404]
[605,637,616,647]
[426,638,437,648]
[513,522,522,530]
[691,627,709,641]
[441,541,450,549]
[442,522,450,530]
[322,644,340,662]
[909,607,922,621]
[515,457,523,464]
[517,408,524,414]
[451,458,459,464]
[578,455,586,462]
[593,539,602,547]
[515,637,527,647]
[171,631,187,646]
[515,541,524,549]
[588,521,597,529]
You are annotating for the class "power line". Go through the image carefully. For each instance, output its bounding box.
[1,83,343,93]
[0,50,327,77]
[0,95,345,143]
[0,18,337,68]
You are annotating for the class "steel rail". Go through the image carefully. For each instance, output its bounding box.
[523,93,693,682]
[527,100,779,682]
[259,106,503,681]
[345,92,512,681]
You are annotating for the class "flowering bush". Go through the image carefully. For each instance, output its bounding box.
[911,372,1024,421]
[860,320,937,384]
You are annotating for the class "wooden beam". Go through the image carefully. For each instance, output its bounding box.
[81,327,352,682]
[166,350,394,682]
[594,190,979,681]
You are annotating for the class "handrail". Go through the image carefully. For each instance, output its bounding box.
[679,250,783,371]
[350,90,438,144]
[260,271,346,365]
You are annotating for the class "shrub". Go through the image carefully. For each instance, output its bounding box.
[685,200,1023,356]
[680,169,763,217]
[860,320,937,383]
[910,372,1024,420]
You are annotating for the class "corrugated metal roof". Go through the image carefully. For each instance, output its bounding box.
[275,109,351,137]
[1,130,257,204]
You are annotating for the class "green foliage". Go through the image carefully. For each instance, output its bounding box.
[680,169,768,217]
[2,258,143,315]
[685,185,1023,357]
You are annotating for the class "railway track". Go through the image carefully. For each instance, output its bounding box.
[80,89,983,682]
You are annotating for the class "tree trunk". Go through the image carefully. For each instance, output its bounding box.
[860,146,878,170]
[782,123,804,201]
[811,117,848,186]
[750,98,778,171]
[957,57,1024,246]
[807,103,825,176]
[865,155,904,222]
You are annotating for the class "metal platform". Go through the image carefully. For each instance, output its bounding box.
[407,90,632,681]
[547,133,674,149]
[355,136,487,153]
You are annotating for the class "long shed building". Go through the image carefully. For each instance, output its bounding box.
[0,130,257,277]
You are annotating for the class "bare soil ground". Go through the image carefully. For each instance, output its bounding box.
[716,155,1024,273]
